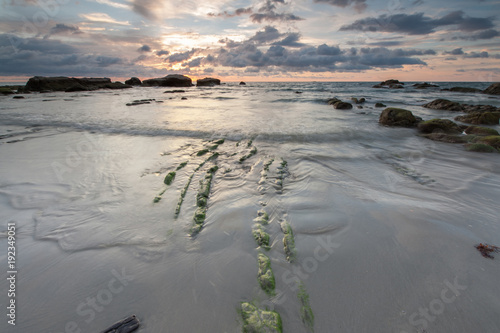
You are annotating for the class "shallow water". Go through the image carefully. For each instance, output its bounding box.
[0,82,499,332]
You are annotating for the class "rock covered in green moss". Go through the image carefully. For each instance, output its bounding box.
[417,119,462,134]
[379,108,418,127]
[197,149,209,156]
[375,102,386,108]
[257,253,276,295]
[240,302,282,333]
[298,283,314,332]
[191,165,218,235]
[281,221,296,262]
[332,101,353,110]
[421,133,469,143]
[254,209,269,225]
[473,135,500,149]
[239,146,257,163]
[252,226,271,250]
[465,143,497,153]
[422,99,464,111]
[464,126,499,136]
[164,171,176,185]
[455,112,500,125]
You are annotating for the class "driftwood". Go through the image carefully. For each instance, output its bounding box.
[100,315,139,333]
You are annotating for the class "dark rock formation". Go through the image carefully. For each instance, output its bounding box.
[327,98,341,105]
[13,95,25,99]
[465,143,497,153]
[373,79,404,89]
[422,133,469,144]
[422,99,463,111]
[413,82,439,89]
[101,315,139,333]
[379,108,418,127]
[375,102,386,108]
[483,82,500,95]
[126,99,156,106]
[142,74,192,87]
[455,112,500,125]
[239,81,246,85]
[473,135,500,149]
[163,90,185,93]
[125,77,142,86]
[417,119,462,134]
[24,76,131,92]
[351,97,366,104]
[196,77,221,86]
[333,101,353,109]
[464,126,499,136]
[444,87,482,93]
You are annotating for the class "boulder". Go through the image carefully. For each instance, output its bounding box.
[455,112,500,125]
[142,74,192,87]
[101,315,139,333]
[422,99,463,111]
[446,87,482,93]
[327,97,341,105]
[24,76,131,92]
[163,90,185,93]
[239,81,246,85]
[417,119,462,134]
[379,108,418,127]
[196,77,221,86]
[473,135,500,149]
[125,77,142,86]
[375,102,386,108]
[465,143,497,153]
[373,79,404,89]
[413,82,439,89]
[464,126,499,136]
[333,101,353,110]
[351,97,366,104]
[421,133,469,144]
[483,83,500,95]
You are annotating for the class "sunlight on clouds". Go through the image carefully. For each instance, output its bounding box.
[79,13,130,25]
[95,0,131,10]
[161,33,222,50]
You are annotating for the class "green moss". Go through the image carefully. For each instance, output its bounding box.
[465,143,497,153]
[465,126,499,136]
[239,147,258,163]
[164,171,176,185]
[190,165,218,234]
[176,161,188,170]
[298,283,314,332]
[240,302,282,333]
[193,207,207,224]
[0,87,16,95]
[212,138,225,145]
[175,173,194,217]
[263,158,274,172]
[474,135,500,149]
[254,209,269,225]
[257,253,275,295]
[417,118,462,134]
[252,225,270,250]
[209,144,219,150]
[197,149,209,156]
[153,196,161,203]
[281,221,296,262]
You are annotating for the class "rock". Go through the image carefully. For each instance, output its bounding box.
[417,119,462,134]
[24,76,131,92]
[125,77,141,86]
[483,82,500,95]
[181,97,188,100]
[100,315,139,333]
[257,253,275,295]
[472,135,500,149]
[13,95,25,99]
[163,90,185,93]
[142,74,192,87]
[295,91,303,94]
[379,108,418,127]
[333,101,353,110]
[413,82,439,89]
[351,97,366,104]
[465,143,497,153]
[446,87,482,93]
[375,102,386,108]
[464,126,499,136]
[373,79,404,89]
[196,77,221,86]
[0,86,19,95]
[240,302,282,333]
[126,99,155,106]
[455,112,500,125]
[327,97,341,105]
[422,99,463,111]
[422,133,469,144]
[239,81,246,85]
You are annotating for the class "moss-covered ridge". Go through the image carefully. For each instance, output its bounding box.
[257,253,276,295]
[240,302,282,333]
[191,165,218,235]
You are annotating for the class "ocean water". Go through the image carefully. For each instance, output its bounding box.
[0,82,499,333]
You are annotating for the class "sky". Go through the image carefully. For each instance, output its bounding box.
[0,0,499,82]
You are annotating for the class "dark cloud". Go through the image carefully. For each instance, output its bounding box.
[167,49,197,63]
[208,7,252,18]
[453,29,499,41]
[96,56,123,67]
[340,11,495,35]
[49,24,82,35]
[132,0,161,20]
[444,48,465,55]
[367,41,404,47]
[313,0,367,12]
[156,50,170,56]
[249,26,283,44]
[464,51,489,58]
[137,44,151,52]
[272,33,305,47]
[250,12,303,23]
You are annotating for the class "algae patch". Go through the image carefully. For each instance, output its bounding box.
[257,253,276,295]
[281,221,296,262]
[164,171,176,185]
[191,165,218,235]
[298,282,314,332]
[240,302,282,333]
[252,225,270,250]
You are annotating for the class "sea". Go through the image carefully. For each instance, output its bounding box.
[0,81,499,333]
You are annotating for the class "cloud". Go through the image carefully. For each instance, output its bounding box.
[453,29,499,41]
[79,13,130,25]
[49,24,82,35]
[208,8,252,18]
[95,0,130,10]
[444,48,464,55]
[167,49,197,63]
[137,45,151,52]
[464,51,489,58]
[156,50,170,56]
[95,56,123,67]
[340,11,495,35]
[272,33,306,47]
[313,0,367,12]
[249,26,284,44]
[250,12,303,23]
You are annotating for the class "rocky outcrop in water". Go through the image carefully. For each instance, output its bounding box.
[423,99,500,113]
[125,77,142,86]
[379,108,419,127]
[373,79,404,89]
[483,82,500,95]
[455,112,500,125]
[24,76,131,92]
[196,77,221,86]
[142,74,192,87]
[239,81,246,85]
[413,82,439,89]
[417,119,462,134]
[443,87,482,93]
